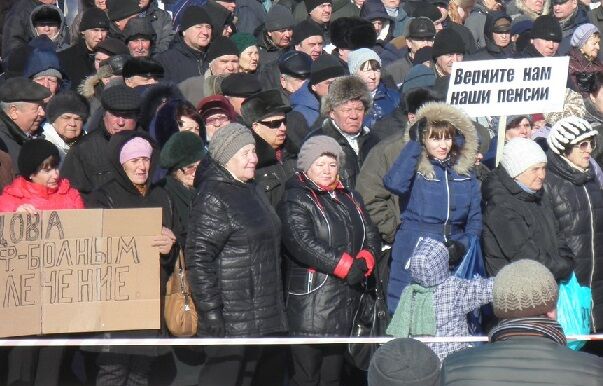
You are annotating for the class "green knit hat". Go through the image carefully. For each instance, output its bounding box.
[230,33,257,55]
[160,131,206,171]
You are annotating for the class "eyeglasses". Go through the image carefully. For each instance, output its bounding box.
[577,139,596,151]
[178,121,200,133]
[259,118,286,129]
[180,161,200,175]
[204,114,230,126]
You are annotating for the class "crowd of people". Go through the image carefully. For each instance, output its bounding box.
[1,0,603,385]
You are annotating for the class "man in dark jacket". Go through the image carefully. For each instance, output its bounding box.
[154,6,212,83]
[307,75,378,188]
[58,8,109,91]
[441,259,603,385]
[514,15,562,57]
[257,5,295,66]
[123,16,156,58]
[138,0,175,54]
[2,0,53,57]
[553,0,589,55]
[467,11,514,60]
[106,0,141,40]
[61,84,142,198]
[0,77,50,173]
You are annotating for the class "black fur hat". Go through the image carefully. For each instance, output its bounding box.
[330,17,377,49]
[404,88,441,114]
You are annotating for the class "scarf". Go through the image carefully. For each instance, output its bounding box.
[387,284,436,338]
[489,317,567,346]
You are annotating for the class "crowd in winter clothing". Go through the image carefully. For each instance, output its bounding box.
[2,0,603,385]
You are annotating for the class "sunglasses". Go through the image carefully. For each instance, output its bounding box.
[259,118,286,129]
[577,138,596,151]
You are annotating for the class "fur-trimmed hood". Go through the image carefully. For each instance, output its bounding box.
[409,102,478,178]
[78,72,104,99]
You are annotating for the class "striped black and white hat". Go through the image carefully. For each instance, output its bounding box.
[547,116,597,155]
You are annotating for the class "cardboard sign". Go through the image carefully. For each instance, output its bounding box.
[446,57,569,117]
[0,208,161,337]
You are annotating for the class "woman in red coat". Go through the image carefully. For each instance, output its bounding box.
[0,138,84,212]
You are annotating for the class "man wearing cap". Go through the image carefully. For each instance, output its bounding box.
[384,17,436,87]
[2,0,57,57]
[431,28,465,88]
[0,77,50,172]
[154,6,213,83]
[515,14,562,57]
[93,37,129,71]
[467,12,514,60]
[136,0,176,54]
[290,54,347,127]
[552,0,589,55]
[123,16,156,58]
[61,84,141,196]
[304,0,333,43]
[280,51,314,95]
[257,5,295,66]
[220,73,264,116]
[464,0,506,50]
[106,0,140,37]
[307,75,378,187]
[293,20,325,61]
[441,260,603,385]
[58,8,109,90]
[122,57,164,88]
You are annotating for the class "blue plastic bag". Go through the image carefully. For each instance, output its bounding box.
[557,273,592,351]
[454,235,490,335]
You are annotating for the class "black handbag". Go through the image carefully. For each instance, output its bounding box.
[347,276,390,371]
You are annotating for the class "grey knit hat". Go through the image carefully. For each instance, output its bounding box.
[493,260,558,319]
[368,338,440,386]
[265,5,295,31]
[297,135,343,172]
[208,123,255,166]
[348,48,381,75]
[570,23,598,48]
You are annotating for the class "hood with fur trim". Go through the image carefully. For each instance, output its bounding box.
[410,102,478,178]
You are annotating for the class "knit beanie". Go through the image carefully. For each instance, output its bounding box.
[500,138,547,178]
[367,338,440,386]
[547,116,597,155]
[570,23,599,48]
[401,64,436,94]
[120,137,153,164]
[107,0,140,22]
[45,90,89,123]
[206,36,239,64]
[305,0,332,13]
[531,15,562,42]
[432,29,465,58]
[230,33,257,54]
[79,7,110,31]
[493,259,558,319]
[179,6,212,32]
[160,131,206,170]
[18,139,60,178]
[265,5,295,31]
[310,54,347,85]
[348,48,381,75]
[297,135,343,172]
[208,123,255,166]
[293,20,324,45]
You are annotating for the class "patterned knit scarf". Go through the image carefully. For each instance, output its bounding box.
[489,317,567,346]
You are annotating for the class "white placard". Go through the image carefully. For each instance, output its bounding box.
[446,57,569,117]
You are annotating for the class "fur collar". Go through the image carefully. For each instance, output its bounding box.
[78,73,102,99]
[409,102,478,179]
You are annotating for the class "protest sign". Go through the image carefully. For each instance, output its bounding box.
[446,57,569,117]
[0,208,161,338]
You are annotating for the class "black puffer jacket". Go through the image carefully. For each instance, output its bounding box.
[277,173,381,336]
[544,152,603,331]
[185,160,287,337]
[482,166,575,281]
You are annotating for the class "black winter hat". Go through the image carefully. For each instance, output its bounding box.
[293,20,324,45]
[107,0,141,22]
[101,54,131,76]
[45,90,90,123]
[412,3,442,21]
[310,54,347,85]
[407,17,436,39]
[101,84,142,113]
[279,50,312,79]
[31,6,62,26]
[206,36,239,64]
[304,0,332,13]
[95,37,129,55]
[18,139,60,178]
[531,15,562,42]
[432,29,465,57]
[0,77,51,103]
[179,6,212,32]
[220,73,263,97]
[79,7,110,31]
[329,17,377,49]
[241,89,292,126]
[123,16,156,42]
[160,131,206,170]
[266,4,295,31]
[122,57,164,78]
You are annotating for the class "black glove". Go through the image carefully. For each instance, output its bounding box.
[408,117,428,142]
[200,309,225,337]
[445,240,466,268]
[346,259,368,285]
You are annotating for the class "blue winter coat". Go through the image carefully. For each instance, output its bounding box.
[383,102,482,312]
[290,80,320,128]
[364,82,400,129]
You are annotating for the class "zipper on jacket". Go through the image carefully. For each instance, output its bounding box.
[444,169,451,243]
[583,185,597,331]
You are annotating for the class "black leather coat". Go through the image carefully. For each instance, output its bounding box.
[185,161,287,337]
[544,152,603,331]
[482,166,575,281]
[277,173,381,336]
